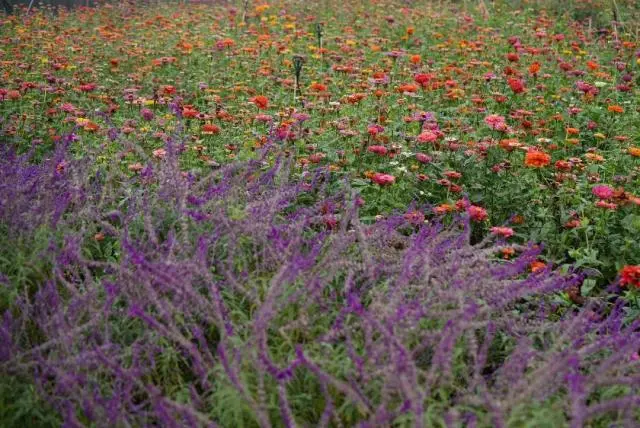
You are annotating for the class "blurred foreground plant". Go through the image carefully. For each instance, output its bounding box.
[1,139,639,427]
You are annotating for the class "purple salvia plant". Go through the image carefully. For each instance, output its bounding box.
[0,133,639,427]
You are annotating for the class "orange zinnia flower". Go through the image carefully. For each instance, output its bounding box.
[528,62,541,75]
[501,247,516,259]
[585,153,604,162]
[530,261,546,273]
[397,83,418,93]
[524,150,551,168]
[84,121,100,132]
[499,138,521,152]
[586,60,599,71]
[433,204,454,215]
[607,104,624,113]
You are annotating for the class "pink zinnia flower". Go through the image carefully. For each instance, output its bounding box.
[367,145,388,155]
[484,114,507,131]
[254,114,273,123]
[404,210,425,225]
[490,226,515,238]
[467,205,488,222]
[152,148,167,159]
[591,184,614,200]
[595,200,617,210]
[371,173,395,186]
[417,130,438,143]
[415,153,432,164]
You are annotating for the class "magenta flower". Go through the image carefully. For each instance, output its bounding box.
[591,185,614,200]
[415,153,432,164]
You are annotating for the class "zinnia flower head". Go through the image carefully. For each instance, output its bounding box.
[484,114,507,131]
[367,145,388,155]
[140,108,154,121]
[620,265,640,288]
[202,124,221,135]
[524,150,551,168]
[591,185,614,200]
[251,95,269,109]
[490,226,514,238]
[371,173,395,186]
[433,203,454,215]
[628,147,640,157]
[467,205,488,222]
[414,73,434,87]
[530,261,546,273]
[507,77,525,94]
[367,124,384,136]
[403,210,425,225]
[417,130,438,143]
[415,153,432,164]
[152,148,167,159]
[595,200,617,210]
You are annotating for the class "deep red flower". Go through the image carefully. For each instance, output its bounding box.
[414,73,435,88]
[508,78,525,94]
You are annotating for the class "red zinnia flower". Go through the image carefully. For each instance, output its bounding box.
[182,107,199,118]
[620,265,640,288]
[414,73,435,88]
[202,124,221,135]
[368,124,384,136]
[251,95,269,109]
[508,78,525,94]
[310,82,328,92]
[162,85,176,95]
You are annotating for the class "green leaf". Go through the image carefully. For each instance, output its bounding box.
[580,279,598,297]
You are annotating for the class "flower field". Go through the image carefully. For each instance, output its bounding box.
[1,0,640,426]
